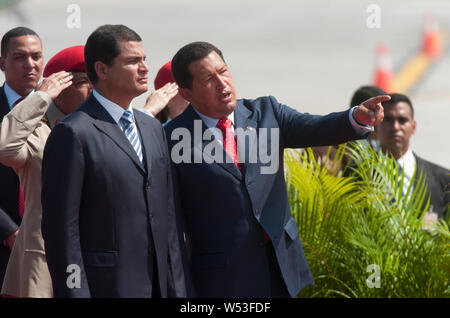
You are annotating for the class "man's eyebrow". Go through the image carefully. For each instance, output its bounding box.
[125,55,145,60]
[12,50,26,55]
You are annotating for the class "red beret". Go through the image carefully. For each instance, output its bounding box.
[43,45,85,77]
[154,61,174,90]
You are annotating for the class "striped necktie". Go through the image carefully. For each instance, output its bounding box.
[120,110,143,164]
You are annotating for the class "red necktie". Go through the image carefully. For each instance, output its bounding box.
[216,118,241,172]
[13,97,25,218]
[216,118,270,244]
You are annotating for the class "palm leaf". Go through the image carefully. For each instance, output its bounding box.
[285,142,449,298]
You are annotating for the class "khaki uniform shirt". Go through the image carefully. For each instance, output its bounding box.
[0,92,63,297]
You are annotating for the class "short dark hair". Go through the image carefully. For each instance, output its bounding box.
[382,93,414,118]
[350,85,387,108]
[172,41,224,89]
[84,24,141,84]
[1,27,40,57]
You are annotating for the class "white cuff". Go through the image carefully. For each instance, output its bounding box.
[349,106,374,135]
[138,108,155,118]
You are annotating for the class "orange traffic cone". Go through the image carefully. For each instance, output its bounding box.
[422,14,442,60]
[374,43,393,93]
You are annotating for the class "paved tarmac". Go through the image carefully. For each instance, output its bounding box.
[1,0,449,168]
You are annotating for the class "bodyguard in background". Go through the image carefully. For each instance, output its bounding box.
[0,45,89,298]
[0,27,43,289]
[378,93,449,219]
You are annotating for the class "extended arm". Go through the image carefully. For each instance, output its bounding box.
[271,95,389,148]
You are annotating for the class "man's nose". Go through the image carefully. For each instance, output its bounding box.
[215,75,227,90]
[392,120,401,130]
[139,60,149,73]
[23,56,35,69]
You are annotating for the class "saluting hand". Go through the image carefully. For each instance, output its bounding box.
[353,95,391,126]
[143,82,178,116]
[36,71,73,100]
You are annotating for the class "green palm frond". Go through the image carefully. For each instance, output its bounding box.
[285,141,449,298]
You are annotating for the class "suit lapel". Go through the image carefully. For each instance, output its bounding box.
[184,105,242,180]
[86,95,146,174]
[0,85,10,119]
[234,100,258,176]
[134,110,152,175]
[412,153,429,190]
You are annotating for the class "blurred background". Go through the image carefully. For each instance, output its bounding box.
[1,0,449,168]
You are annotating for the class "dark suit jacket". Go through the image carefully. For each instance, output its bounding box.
[414,154,450,218]
[0,85,21,288]
[41,95,186,298]
[164,96,366,297]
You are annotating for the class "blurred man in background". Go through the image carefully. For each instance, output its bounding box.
[378,93,449,218]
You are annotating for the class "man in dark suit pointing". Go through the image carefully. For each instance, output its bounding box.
[41,25,186,298]
[165,41,389,297]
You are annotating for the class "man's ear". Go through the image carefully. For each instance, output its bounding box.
[0,57,6,72]
[179,87,192,103]
[412,120,417,135]
[94,61,108,81]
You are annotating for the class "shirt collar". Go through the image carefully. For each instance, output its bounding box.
[92,89,134,124]
[4,82,33,109]
[192,106,235,129]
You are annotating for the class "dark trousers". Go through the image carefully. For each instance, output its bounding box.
[266,241,290,298]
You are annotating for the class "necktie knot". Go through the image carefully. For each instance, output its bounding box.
[216,117,241,172]
[216,117,232,132]
[120,110,134,129]
[119,110,143,164]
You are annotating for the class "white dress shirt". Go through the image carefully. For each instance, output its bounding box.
[4,82,34,108]
[92,89,137,125]
[397,148,416,195]
[193,108,236,147]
